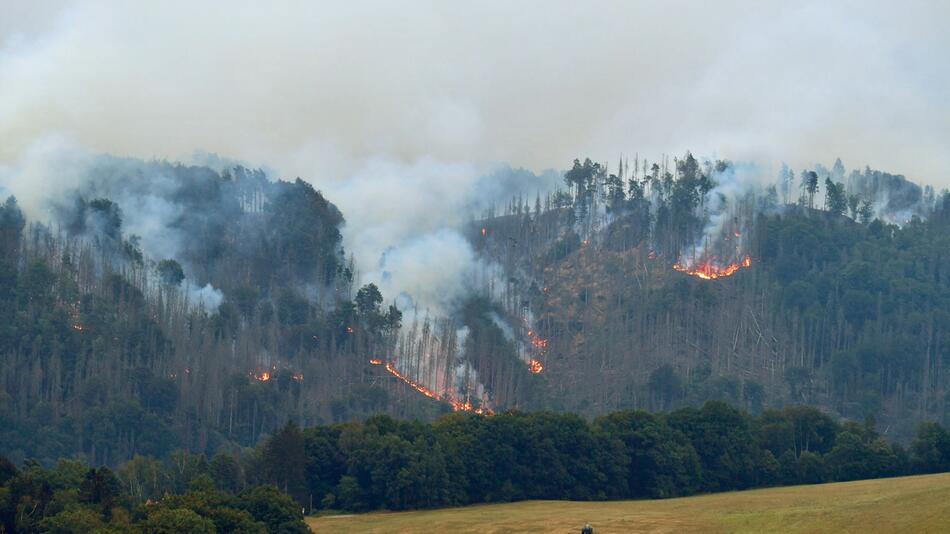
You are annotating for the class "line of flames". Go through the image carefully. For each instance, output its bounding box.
[369,359,493,415]
[673,256,752,280]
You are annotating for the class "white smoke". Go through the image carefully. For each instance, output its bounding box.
[371,230,478,314]
[0,135,92,218]
[677,161,764,267]
[488,311,515,342]
[2,1,948,184]
[3,1,949,311]
[325,157,551,314]
[186,282,224,312]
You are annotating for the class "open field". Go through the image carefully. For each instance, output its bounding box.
[308,472,950,533]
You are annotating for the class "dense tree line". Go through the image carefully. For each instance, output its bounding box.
[0,451,308,533]
[7,401,949,530]
[258,402,950,513]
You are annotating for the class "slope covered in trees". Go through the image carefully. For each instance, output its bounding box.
[0,162,431,466]
[2,152,949,469]
[472,155,950,438]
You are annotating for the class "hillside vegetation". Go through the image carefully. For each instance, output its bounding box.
[470,157,950,438]
[2,153,949,468]
[307,472,950,533]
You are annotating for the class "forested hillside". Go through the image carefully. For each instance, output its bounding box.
[1,153,949,469]
[472,155,950,438]
[0,162,434,466]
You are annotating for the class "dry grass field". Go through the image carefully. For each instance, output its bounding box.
[307,472,950,533]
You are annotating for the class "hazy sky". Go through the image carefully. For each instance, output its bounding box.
[2,0,948,185]
[2,1,949,313]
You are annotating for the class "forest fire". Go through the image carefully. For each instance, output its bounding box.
[251,371,271,382]
[673,256,752,280]
[448,398,493,415]
[383,362,442,401]
[373,360,493,414]
[524,328,548,374]
[528,331,548,350]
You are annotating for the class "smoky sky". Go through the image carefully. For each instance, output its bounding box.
[2,0,949,312]
[2,0,949,184]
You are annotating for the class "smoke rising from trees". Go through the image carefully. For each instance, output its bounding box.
[2,0,949,311]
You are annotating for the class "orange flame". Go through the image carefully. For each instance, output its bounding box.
[383,362,442,401]
[524,325,548,373]
[251,371,271,382]
[368,359,382,365]
[673,256,752,280]
[530,336,548,350]
[375,360,493,415]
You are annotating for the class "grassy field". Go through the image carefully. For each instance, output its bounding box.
[307,472,950,533]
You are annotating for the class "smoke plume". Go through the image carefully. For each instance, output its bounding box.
[2,0,949,310]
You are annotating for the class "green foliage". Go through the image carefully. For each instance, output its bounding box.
[262,422,307,504]
[266,178,344,285]
[139,508,216,534]
[259,403,950,514]
[668,402,758,491]
[0,452,310,533]
[210,453,243,494]
[824,178,848,215]
[38,506,111,534]
[826,431,899,481]
[79,467,122,519]
[910,422,950,473]
[232,485,307,534]
[753,202,950,423]
[594,410,698,498]
[0,403,948,524]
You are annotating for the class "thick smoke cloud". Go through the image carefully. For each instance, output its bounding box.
[323,158,553,312]
[2,0,949,310]
[2,1,948,181]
